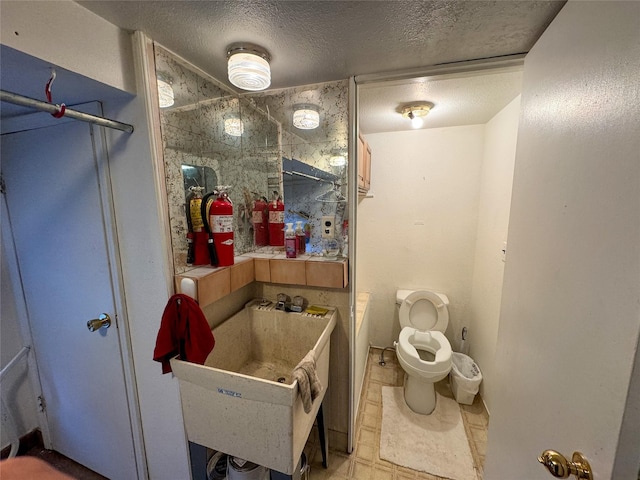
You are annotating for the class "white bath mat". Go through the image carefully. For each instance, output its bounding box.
[380,386,477,480]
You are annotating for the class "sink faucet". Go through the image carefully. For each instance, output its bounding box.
[290,295,306,312]
[276,293,289,311]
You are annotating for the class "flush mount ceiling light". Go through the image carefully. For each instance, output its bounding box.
[293,104,320,130]
[156,73,174,108]
[227,43,271,91]
[330,154,347,167]
[224,116,244,137]
[329,149,347,167]
[401,102,434,128]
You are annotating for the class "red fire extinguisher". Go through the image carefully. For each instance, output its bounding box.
[253,196,269,247]
[268,191,284,246]
[209,186,234,267]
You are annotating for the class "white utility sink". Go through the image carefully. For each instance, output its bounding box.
[170,300,337,475]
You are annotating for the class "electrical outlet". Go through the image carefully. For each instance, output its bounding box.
[321,215,335,238]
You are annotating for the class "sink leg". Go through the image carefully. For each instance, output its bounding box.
[316,402,329,469]
[270,470,293,479]
[188,441,207,480]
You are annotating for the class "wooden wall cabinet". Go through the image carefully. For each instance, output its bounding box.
[358,133,371,194]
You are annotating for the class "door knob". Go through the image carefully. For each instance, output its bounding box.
[538,450,593,479]
[87,313,111,332]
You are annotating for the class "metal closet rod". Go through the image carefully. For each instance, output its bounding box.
[283,169,333,184]
[0,90,134,134]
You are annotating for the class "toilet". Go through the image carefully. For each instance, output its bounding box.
[394,289,452,415]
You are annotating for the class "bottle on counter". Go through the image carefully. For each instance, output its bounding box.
[285,223,297,258]
[295,221,305,255]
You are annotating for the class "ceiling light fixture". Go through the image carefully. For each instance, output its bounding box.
[224,116,244,137]
[227,43,271,91]
[156,74,174,108]
[293,104,320,130]
[329,154,347,167]
[401,102,434,129]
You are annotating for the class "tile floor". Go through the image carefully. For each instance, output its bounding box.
[303,348,489,480]
[10,347,488,480]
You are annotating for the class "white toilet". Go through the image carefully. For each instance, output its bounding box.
[395,289,452,415]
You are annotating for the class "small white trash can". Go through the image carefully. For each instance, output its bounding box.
[449,352,482,405]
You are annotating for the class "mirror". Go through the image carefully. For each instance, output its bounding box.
[181,164,218,202]
[247,83,349,253]
[153,44,348,274]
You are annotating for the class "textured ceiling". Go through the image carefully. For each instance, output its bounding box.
[78,1,564,90]
[1,2,565,132]
[75,0,564,133]
[359,67,524,134]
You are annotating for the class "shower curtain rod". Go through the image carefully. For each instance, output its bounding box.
[0,90,134,133]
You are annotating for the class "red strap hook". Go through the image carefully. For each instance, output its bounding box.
[45,70,66,118]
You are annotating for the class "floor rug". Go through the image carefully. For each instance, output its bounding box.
[380,386,477,480]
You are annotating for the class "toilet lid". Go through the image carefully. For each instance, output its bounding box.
[399,290,449,332]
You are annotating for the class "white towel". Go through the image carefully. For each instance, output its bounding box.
[292,350,322,413]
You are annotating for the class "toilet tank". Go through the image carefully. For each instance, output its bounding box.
[396,289,450,306]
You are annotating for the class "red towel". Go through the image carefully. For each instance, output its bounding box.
[153,294,215,374]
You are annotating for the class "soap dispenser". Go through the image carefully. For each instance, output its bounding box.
[295,221,305,255]
[285,223,297,258]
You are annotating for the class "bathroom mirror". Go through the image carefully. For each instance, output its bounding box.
[246,81,349,252]
[181,164,218,202]
[154,43,349,273]
[154,44,282,273]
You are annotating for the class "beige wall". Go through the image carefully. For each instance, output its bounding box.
[484,2,640,477]
[357,105,522,416]
[357,125,485,350]
[0,1,135,94]
[468,96,521,414]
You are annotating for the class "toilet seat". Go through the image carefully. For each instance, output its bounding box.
[399,290,449,332]
[397,328,452,376]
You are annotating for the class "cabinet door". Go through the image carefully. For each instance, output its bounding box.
[357,133,366,190]
[364,143,372,191]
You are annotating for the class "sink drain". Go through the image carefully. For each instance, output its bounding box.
[277,377,286,383]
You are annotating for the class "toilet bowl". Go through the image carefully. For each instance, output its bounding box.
[395,289,452,414]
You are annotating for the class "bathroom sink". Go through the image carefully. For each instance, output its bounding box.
[170,300,336,475]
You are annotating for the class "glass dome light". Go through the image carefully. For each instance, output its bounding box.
[329,154,347,167]
[293,104,320,130]
[227,43,271,91]
[156,74,174,108]
[224,117,244,137]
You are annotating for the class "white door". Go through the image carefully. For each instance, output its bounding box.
[2,105,141,479]
[484,3,640,479]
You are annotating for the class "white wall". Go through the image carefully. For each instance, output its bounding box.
[357,125,485,349]
[484,1,640,477]
[0,1,135,94]
[1,5,191,478]
[468,96,520,413]
[102,34,190,480]
[0,239,39,451]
